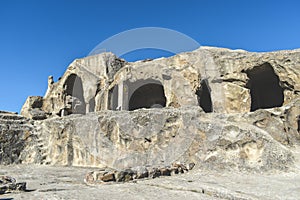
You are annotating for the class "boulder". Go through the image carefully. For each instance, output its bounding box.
[0,176,26,194]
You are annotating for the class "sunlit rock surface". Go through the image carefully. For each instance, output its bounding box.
[1,47,300,199]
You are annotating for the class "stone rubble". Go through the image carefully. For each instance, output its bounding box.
[0,176,26,194]
[84,162,195,185]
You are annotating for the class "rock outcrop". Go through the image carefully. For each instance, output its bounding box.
[21,46,300,117]
[84,162,194,185]
[18,102,297,171]
[21,96,47,120]
[0,46,299,173]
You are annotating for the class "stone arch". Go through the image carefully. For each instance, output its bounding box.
[246,63,284,111]
[128,80,166,111]
[63,74,86,114]
[196,80,213,113]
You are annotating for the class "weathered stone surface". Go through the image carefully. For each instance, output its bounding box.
[84,162,193,184]
[18,103,297,172]
[0,112,34,165]
[1,47,300,200]
[21,96,47,120]
[20,47,300,118]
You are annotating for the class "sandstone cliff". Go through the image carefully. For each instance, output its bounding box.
[1,47,299,172]
[21,46,300,117]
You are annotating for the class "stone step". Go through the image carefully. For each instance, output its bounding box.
[0,119,28,125]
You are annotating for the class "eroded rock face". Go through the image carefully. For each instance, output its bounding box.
[15,101,298,172]
[21,96,48,120]
[2,47,300,173]
[0,112,34,164]
[21,47,300,117]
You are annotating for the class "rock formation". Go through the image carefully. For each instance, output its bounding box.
[21,47,300,116]
[1,46,300,173]
[84,162,194,185]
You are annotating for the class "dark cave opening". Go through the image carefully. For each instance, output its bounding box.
[64,74,86,114]
[297,116,300,133]
[196,80,213,113]
[246,63,284,111]
[129,83,166,111]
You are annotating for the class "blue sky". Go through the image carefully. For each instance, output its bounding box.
[1,0,300,112]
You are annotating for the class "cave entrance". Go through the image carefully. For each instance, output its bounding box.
[64,74,86,114]
[246,63,284,111]
[196,80,213,113]
[129,83,166,111]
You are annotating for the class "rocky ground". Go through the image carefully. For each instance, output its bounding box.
[1,147,300,200]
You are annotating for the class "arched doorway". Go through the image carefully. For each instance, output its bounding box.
[64,74,86,114]
[246,63,284,111]
[129,83,166,111]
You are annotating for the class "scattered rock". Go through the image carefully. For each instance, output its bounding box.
[84,172,95,185]
[100,172,115,182]
[149,167,161,179]
[0,176,26,194]
[160,167,171,176]
[188,163,195,170]
[115,169,134,182]
[132,166,149,179]
[84,162,195,185]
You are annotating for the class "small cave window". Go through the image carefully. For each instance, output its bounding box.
[64,74,86,114]
[129,83,166,111]
[246,63,284,111]
[196,80,213,113]
[89,97,95,112]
